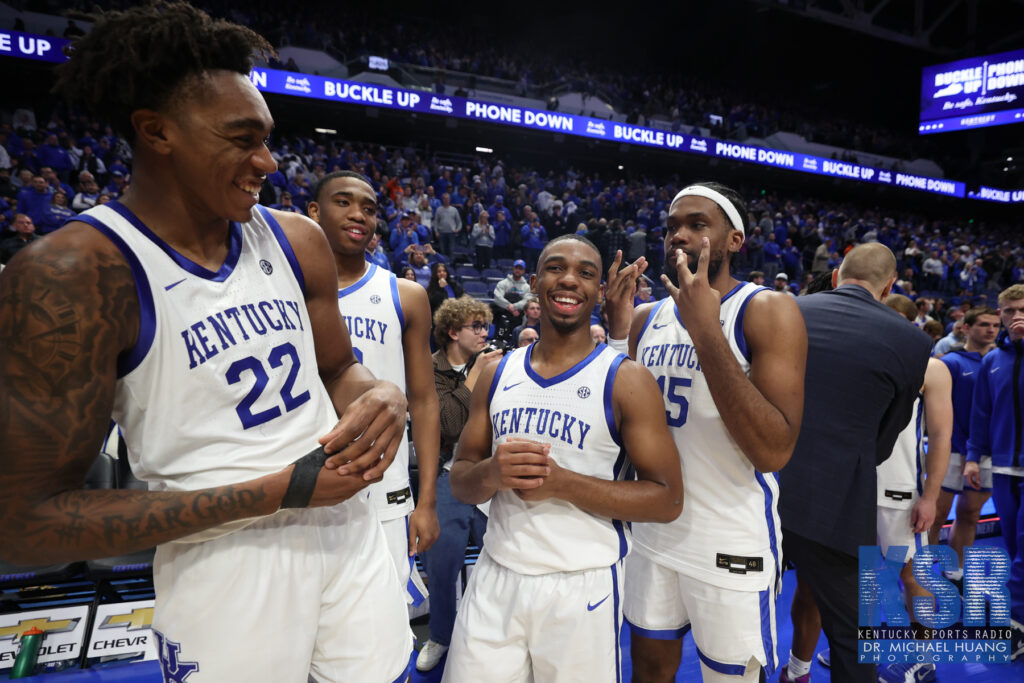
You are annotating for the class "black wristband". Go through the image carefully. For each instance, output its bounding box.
[280,445,329,509]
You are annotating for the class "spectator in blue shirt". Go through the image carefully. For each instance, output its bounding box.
[390,213,420,255]
[520,215,547,271]
[781,237,802,280]
[102,170,127,199]
[365,231,391,271]
[37,134,74,181]
[270,191,302,213]
[492,209,511,261]
[16,175,51,226]
[286,172,313,211]
[39,191,76,234]
[763,231,782,280]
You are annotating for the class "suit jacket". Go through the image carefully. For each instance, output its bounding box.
[779,284,932,558]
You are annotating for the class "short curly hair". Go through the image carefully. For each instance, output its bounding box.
[433,296,492,348]
[53,1,274,141]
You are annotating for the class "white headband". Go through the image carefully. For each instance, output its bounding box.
[671,185,745,237]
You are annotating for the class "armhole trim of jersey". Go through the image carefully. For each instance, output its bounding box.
[257,205,306,296]
[76,214,156,378]
[636,299,667,347]
[390,272,406,332]
[734,285,769,363]
[486,351,513,405]
[604,352,627,448]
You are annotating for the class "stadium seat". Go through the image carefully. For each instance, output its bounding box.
[462,279,490,298]
[458,266,482,280]
[481,268,505,280]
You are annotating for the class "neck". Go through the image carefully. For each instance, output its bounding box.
[335,251,370,289]
[119,159,232,259]
[837,279,882,301]
[534,321,595,362]
[965,339,991,354]
[446,343,472,367]
[711,272,740,297]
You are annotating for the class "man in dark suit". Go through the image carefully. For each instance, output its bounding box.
[780,243,932,682]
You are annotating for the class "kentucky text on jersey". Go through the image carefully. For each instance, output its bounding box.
[340,315,389,344]
[490,407,592,450]
[640,341,703,372]
[180,299,305,369]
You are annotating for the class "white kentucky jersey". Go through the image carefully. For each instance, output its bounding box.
[337,262,413,521]
[877,394,925,510]
[76,203,341,535]
[632,282,781,592]
[483,343,631,575]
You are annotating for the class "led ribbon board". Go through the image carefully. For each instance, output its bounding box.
[2,31,1011,202]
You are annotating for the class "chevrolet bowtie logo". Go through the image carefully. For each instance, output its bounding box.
[0,616,79,641]
[99,607,154,632]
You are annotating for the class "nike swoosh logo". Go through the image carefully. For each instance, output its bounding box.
[962,371,974,376]
[587,594,610,611]
[652,323,670,329]
[992,368,1001,374]
[164,278,187,291]
[503,381,524,391]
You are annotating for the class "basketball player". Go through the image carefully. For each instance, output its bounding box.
[443,235,683,682]
[930,307,1000,578]
[0,5,412,681]
[308,170,440,605]
[604,182,807,682]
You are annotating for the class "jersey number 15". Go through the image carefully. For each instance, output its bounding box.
[655,375,691,428]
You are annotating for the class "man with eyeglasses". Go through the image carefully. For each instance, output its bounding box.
[418,295,504,672]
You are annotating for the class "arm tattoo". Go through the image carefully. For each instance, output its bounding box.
[0,241,275,564]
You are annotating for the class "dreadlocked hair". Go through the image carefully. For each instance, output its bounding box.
[52,1,274,141]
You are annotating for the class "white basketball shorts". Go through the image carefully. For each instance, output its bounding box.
[442,550,624,683]
[152,500,413,682]
[623,551,778,678]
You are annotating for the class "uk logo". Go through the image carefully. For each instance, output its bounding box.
[369,294,382,304]
[154,631,199,682]
[260,259,273,275]
[577,386,591,399]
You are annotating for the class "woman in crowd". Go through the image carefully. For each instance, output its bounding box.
[427,262,464,317]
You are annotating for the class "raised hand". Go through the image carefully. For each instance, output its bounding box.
[661,236,721,332]
[603,249,647,339]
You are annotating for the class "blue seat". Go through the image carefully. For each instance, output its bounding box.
[458,266,482,280]
[462,280,489,298]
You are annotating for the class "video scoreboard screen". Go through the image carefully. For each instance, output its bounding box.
[919,47,1024,134]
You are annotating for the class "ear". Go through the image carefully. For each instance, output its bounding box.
[307,201,320,223]
[529,273,536,293]
[130,109,174,156]
[728,229,744,254]
[880,274,897,301]
[830,269,839,289]
[449,326,460,342]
